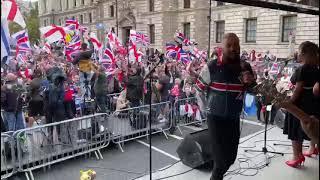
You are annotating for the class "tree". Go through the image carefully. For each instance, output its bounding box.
[8,3,40,45]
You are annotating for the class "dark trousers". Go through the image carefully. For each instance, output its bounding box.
[64,101,75,119]
[207,115,240,180]
[96,95,107,113]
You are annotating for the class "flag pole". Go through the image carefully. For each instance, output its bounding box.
[207,0,212,60]
[116,0,119,36]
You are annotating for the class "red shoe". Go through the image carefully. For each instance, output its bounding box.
[303,148,319,157]
[285,156,305,168]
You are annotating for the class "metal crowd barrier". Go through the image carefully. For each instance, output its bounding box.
[1,132,16,180]
[172,97,206,135]
[106,93,121,114]
[108,101,172,152]
[13,113,110,180]
[0,96,205,179]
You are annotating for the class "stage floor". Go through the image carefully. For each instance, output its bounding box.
[6,120,318,180]
[136,126,319,180]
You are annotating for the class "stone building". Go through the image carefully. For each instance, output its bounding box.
[38,0,319,58]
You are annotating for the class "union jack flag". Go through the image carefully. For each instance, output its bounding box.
[65,18,79,30]
[166,42,180,52]
[166,50,177,59]
[65,35,81,61]
[107,29,122,50]
[104,42,115,64]
[11,30,32,54]
[165,42,180,59]
[133,31,150,46]
[177,49,191,64]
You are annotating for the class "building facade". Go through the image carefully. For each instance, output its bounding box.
[38,0,319,58]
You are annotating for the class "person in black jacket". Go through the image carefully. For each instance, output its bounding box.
[192,33,256,180]
[126,65,144,107]
[44,67,66,143]
[1,73,26,131]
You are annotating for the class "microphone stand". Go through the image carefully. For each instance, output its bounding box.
[143,55,162,180]
[243,58,295,165]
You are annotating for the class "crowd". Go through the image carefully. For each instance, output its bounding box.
[1,32,319,180]
[0,39,206,133]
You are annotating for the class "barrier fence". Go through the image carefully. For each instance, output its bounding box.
[1,97,204,179]
[1,113,110,180]
[109,101,172,152]
[1,132,16,180]
[106,93,121,114]
[172,97,206,135]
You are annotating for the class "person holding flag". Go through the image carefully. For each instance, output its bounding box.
[72,38,96,101]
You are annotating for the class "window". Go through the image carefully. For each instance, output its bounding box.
[72,16,75,20]
[183,23,191,39]
[79,15,84,24]
[245,18,257,42]
[217,1,225,6]
[43,0,47,12]
[66,0,69,9]
[110,5,114,17]
[58,18,62,25]
[149,0,154,12]
[149,24,155,44]
[81,0,84,5]
[88,13,92,23]
[184,0,190,8]
[74,0,76,7]
[281,15,297,42]
[59,0,62,10]
[44,19,47,26]
[215,21,225,43]
[111,27,115,33]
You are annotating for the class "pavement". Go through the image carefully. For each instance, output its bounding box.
[7,117,318,180]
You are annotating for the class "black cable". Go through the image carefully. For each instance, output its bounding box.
[130,160,182,180]
[224,144,283,178]
[153,168,194,180]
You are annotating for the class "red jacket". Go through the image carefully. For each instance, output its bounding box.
[64,87,74,102]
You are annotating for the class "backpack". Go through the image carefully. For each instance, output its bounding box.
[44,83,64,110]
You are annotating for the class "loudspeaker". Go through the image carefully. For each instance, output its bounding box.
[176,129,213,169]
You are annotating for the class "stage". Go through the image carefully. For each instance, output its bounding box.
[136,125,319,180]
[8,120,318,180]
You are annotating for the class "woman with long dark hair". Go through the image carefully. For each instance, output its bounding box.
[283,41,320,167]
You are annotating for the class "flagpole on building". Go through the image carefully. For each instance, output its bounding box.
[207,0,212,60]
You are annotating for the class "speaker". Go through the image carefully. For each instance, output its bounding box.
[176,129,213,169]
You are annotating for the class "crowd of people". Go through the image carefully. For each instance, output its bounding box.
[1,32,319,180]
[0,38,205,133]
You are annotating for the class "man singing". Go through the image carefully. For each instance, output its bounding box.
[192,33,256,180]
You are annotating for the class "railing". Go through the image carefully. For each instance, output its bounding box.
[1,132,16,180]
[108,101,172,152]
[13,113,110,180]
[172,97,206,135]
[106,93,121,114]
[0,96,205,179]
